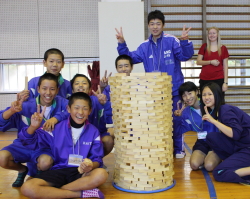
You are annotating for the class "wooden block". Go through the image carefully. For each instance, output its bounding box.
[129,72,146,76]
[145,72,162,76]
[114,73,127,76]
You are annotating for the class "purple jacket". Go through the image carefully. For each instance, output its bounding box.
[18,119,103,170]
[218,104,250,148]
[0,96,69,133]
[28,74,72,100]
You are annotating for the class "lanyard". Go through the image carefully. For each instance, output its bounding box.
[189,107,214,132]
[151,36,163,72]
[71,125,85,155]
[72,136,80,155]
[190,108,203,132]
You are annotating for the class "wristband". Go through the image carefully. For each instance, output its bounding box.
[224,82,228,84]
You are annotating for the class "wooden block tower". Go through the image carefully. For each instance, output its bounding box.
[109,72,175,192]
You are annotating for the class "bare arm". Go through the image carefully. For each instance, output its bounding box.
[196,54,220,66]
[222,58,228,92]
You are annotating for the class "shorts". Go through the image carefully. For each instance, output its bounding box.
[1,141,53,164]
[192,139,211,155]
[35,167,84,188]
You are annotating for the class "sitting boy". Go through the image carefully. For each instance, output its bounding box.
[19,92,108,199]
[18,48,72,100]
[0,73,69,187]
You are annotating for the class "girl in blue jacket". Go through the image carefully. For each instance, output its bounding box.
[175,82,221,171]
[202,82,250,185]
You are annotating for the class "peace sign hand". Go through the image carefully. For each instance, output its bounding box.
[202,106,215,124]
[92,85,107,105]
[115,27,125,43]
[174,100,186,116]
[100,70,112,90]
[10,94,24,114]
[180,25,192,39]
[30,104,46,130]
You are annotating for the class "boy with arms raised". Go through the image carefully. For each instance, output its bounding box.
[0,73,69,187]
[19,92,108,199]
[115,10,194,158]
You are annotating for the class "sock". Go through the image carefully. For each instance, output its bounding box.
[36,170,43,175]
[12,166,28,187]
[82,188,105,199]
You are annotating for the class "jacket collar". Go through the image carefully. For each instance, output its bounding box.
[149,32,164,43]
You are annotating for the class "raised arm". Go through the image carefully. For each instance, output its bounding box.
[222,58,228,92]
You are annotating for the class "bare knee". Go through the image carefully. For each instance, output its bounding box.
[190,161,200,171]
[0,150,13,168]
[92,168,108,186]
[37,154,53,171]
[102,136,114,156]
[21,180,39,198]
[204,161,217,172]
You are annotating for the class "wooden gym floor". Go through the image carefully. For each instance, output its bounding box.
[0,131,250,199]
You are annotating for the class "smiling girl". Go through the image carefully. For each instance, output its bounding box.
[201,82,250,185]
[197,27,229,97]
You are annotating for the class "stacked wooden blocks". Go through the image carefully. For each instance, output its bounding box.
[109,72,174,191]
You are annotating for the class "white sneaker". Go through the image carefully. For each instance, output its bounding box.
[175,152,186,158]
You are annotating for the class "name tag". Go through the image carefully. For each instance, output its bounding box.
[197,131,207,139]
[68,154,83,166]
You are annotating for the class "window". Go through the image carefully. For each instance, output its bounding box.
[0,59,96,93]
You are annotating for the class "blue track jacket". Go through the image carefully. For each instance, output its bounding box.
[117,32,194,96]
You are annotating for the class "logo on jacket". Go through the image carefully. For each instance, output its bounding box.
[149,55,153,58]
[164,50,171,58]
[83,141,92,145]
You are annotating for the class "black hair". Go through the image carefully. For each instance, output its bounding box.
[38,73,59,88]
[44,48,64,62]
[115,55,133,68]
[200,82,225,117]
[68,92,92,109]
[178,81,199,100]
[70,74,91,91]
[148,10,165,25]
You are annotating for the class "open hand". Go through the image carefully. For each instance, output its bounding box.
[43,117,58,132]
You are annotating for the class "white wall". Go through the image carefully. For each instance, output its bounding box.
[98,1,145,77]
